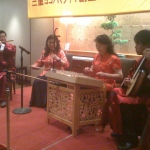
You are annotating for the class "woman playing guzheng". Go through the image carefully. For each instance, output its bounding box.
[84,34,123,133]
[84,34,123,91]
[29,34,69,109]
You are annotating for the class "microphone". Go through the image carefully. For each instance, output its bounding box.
[19,45,30,54]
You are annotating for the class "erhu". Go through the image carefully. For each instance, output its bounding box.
[6,39,14,42]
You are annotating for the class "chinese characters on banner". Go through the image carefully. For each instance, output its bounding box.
[28,0,150,18]
[32,0,96,6]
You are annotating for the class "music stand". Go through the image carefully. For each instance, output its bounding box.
[12,49,31,114]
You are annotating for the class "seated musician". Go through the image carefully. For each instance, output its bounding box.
[29,34,69,110]
[107,30,150,150]
[83,34,123,131]
[0,30,16,108]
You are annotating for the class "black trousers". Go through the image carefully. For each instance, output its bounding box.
[30,75,47,107]
[120,104,148,142]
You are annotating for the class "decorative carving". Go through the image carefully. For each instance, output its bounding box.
[48,86,105,123]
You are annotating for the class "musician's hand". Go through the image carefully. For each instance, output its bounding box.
[143,48,150,61]
[31,65,40,70]
[51,54,60,61]
[123,78,132,86]
[84,67,93,74]
[96,72,106,78]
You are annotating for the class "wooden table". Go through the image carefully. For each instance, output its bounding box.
[46,70,106,136]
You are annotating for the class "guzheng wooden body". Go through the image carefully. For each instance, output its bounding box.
[46,70,105,136]
[46,69,104,87]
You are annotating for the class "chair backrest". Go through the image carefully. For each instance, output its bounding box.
[66,53,73,71]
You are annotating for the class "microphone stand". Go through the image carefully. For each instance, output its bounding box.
[12,49,31,114]
[4,70,11,150]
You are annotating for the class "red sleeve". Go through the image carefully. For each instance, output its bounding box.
[33,50,45,67]
[4,43,16,56]
[111,56,122,70]
[58,50,70,69]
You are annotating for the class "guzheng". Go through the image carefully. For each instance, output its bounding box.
[46,69,104,87]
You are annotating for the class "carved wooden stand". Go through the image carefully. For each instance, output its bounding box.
[47,70,106,136]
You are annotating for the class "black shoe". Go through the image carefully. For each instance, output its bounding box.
[1,101,7,108]
[111,132,122,138]
[117,141,138,150]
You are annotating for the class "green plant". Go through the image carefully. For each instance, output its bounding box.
[100,15,128,45]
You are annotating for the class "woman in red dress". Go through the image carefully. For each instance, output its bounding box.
[84,34,123,91]
[29,34,69,109]
[109,30,150,150]
[84,34,123,132]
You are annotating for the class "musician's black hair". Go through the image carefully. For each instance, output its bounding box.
[134,29,150,45]
[0,30,7,36]
[44,34,60,57]
[94,34,117,56]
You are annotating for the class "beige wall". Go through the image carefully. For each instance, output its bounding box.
[0,0,54,80]
[54,12,150,56]
[30,18,54,81]
[0,0,30,72]
[1,0,150,79]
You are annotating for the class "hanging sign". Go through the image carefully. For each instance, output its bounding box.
[28,0,150,18]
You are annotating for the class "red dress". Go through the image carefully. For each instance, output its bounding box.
[30,50,69,107]
[33,50,69,76]
[89,53,122,91]
[109,56,150,134]
[0,43,16,100]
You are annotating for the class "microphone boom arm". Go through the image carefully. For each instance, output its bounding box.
[19,45,30,54]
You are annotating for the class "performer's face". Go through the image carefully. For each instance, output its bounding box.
[47,39,55,51]
[135,42,149,55]
[96,42,108,55]
[0,33,6,43]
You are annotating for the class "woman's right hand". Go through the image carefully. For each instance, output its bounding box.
[84,67,93,74]
[123,78,132,86]
[31,65,40,70]
[143,48,150,61]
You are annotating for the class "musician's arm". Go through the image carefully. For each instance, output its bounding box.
[143,48,150,62]
[58,58,67,66]
[57,50,70,69]
[96,69,123,80]
[121,77,132,87]
[31,60,44,69]
[84,65,94,77]
[31,51,45,69]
